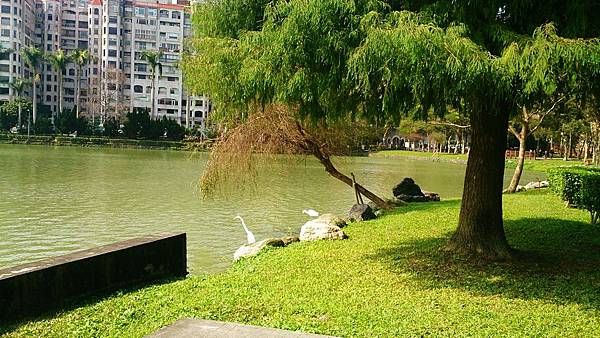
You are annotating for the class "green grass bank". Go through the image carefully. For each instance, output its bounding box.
[372,149,596,172]
[0,133,201,151]
[2,190,599,337]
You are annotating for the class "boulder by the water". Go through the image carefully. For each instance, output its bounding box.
[393,177,440,202]
[347,204,376,222]
[525,180,549,190]
[300,215,347,241]
[392,178,424,198]
[233,238,286,261]
[316,213,347,228]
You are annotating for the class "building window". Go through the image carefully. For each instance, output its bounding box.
[133,85,143,93]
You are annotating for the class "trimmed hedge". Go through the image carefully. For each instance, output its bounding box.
[548,166,600,224]
[0,133,189,150]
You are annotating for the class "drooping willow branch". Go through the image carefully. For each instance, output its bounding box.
[200,105,392,210]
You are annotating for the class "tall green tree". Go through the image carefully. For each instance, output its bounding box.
[71,49,92,118]
[45,49,72,118]
[183,0,600,259]
[140,51,163,119]
[20,47,44,124]
[9,78,31,128]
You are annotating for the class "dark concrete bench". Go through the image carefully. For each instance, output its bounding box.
[0,232,187,322]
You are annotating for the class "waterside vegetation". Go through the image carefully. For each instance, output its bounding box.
[3,190,599,337]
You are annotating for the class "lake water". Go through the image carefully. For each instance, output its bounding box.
[0,145,543,274]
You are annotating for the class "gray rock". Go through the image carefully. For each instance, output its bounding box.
[525,180,549,190]
[393,177,425,198]
[300,216,347,241]
[347,204,376,222]
[317,213,347,228]
[233,238,285,261]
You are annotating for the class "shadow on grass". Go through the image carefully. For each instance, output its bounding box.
[0,276,187,334]
[369,217,600,309]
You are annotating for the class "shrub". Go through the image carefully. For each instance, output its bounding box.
[548,166,600,224]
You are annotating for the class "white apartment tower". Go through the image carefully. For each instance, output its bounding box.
[1,0,210,129]
[0,0,36,100]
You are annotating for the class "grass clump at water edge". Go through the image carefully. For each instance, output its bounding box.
[2,190,600,337]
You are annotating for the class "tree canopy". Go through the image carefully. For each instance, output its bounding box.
[182,0,600,259]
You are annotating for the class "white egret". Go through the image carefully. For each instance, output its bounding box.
[302,209,319,217]
[234,215,256,244]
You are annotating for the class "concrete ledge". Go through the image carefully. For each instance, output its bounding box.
[0,232,187,321]
[147,318,339,338]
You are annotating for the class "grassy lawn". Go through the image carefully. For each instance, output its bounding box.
[370,149,468,161]
[372,149,596,172]
[3,190,600,337]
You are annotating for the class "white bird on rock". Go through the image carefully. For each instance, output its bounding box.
[234,215,256,244]
[302,209,319,217]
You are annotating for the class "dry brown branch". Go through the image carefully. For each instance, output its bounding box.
[200,105,392,209]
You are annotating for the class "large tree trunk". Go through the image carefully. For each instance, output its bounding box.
[507,124,528,193]
[448,109,512,260]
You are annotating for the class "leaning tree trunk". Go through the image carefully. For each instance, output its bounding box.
[448,108,512,260]
[296,122,393,210]
[507,124,528,193]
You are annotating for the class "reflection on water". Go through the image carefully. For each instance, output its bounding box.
[0,145,543,274]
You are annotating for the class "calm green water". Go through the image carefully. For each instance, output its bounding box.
[0,145,543,274]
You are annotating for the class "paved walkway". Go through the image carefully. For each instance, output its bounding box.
[146,318,338,338]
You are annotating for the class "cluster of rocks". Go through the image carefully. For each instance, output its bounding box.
[392,177,440,202]
[234,204,380,261]
[503,180,550,194]
[234,177,438,261]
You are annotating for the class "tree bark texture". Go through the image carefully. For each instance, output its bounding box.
[448,109,512,260]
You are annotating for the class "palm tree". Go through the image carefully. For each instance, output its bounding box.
[45,49,72,119]
[71,49,92,118]
[20,47,44,124]
[140,51,163,119]
[9,78,31,128]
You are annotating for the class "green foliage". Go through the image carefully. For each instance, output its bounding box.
[103,117,120,137]
[0,99,32,130]
[56,109,91,135]
[161,116,186,140]
[548,166,600,223]
[122,109,186,141]
[4,191,600,336]
[0,101,17,130]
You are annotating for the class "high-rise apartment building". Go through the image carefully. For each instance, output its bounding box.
[0,0,210,129]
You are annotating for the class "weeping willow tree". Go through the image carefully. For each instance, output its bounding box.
[182,0,600,260]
